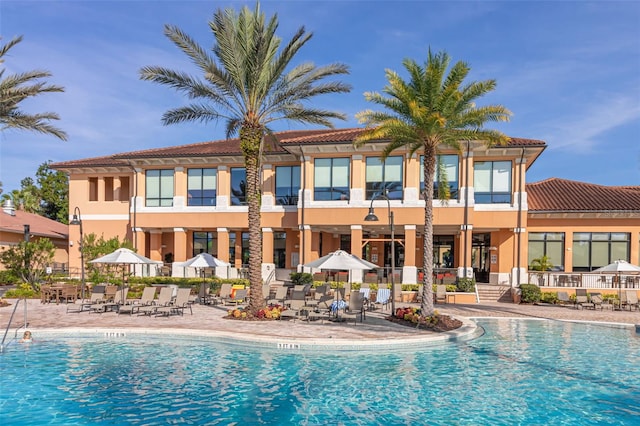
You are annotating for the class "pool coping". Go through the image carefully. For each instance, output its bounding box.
[29,316,482,351]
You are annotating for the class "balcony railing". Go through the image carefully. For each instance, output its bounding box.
[529,272,640,289]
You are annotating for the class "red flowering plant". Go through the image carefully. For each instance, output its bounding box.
[388,306,462,332]
[226,304,283,320]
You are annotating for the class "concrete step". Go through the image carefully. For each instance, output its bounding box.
[477,284,513,303]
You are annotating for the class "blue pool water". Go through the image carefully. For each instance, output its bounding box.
[2,319,639,425]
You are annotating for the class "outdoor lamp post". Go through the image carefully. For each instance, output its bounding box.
[364,193,395,314]
[70,207,85,302]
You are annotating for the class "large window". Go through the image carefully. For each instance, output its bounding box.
[275,165,300,206]
[474,161,511,203]
[188,168,217,206]
[230,168,247,206]
[146,169,174,207]
[420,155,459,199]
[573,233,630,272]
[366,156,403,200]
[193,232,217,257]
[314,158,350,201]
[528,232,564,270]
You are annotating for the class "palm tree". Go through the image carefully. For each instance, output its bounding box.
[0,36,67,140]
[355,49,511,317]
[140,3,351,314]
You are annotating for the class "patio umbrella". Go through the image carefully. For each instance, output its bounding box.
[303,250,378,272]
[90,248,163,301]
[592,260,640,308]
[179,253,230,301]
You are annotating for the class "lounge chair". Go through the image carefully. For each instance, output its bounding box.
[624,290,639,311]
[306,295,334,323]
[93,287,128,313]
[70,285,105,313]
[210,283,232,306]
[225,288,248,307]
[104,285,118,302]
[589,293,610,310]
[156,287,193,316]
[280,298,307,321]
[118,286,157,315]
[435,285,447,304]
[556,291,573,307]
[342,291,366,325]
[373,288,391,310]
[139,286,173,316]
[267,285,288,306]
[575,289,593,310]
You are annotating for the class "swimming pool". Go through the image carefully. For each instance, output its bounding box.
[2,319,639,425]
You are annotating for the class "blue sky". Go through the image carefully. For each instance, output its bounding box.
[1,0,639,193]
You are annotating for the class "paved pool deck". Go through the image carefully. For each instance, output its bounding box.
[2,298,639,348]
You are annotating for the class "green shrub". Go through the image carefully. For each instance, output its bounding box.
[456,278,475,292]
[520,284,541,303]
[289,272,313,285]
[4,283,37,298]
[401,284,419,292]
[540,292,558,304]
[0,270,21,285]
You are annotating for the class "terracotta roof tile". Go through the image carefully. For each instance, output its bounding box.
[0,209,68,239]
[51,128,546,169]
[527,178,640,212]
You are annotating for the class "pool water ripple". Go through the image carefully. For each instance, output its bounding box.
[2,319,639,425]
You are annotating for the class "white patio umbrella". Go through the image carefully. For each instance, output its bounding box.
[303,249,378,272]
[303,250,378,318]
[592,260,640,308]
[178,253,230,301]
[90,248,163,301]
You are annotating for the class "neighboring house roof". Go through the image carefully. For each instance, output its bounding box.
[0,209,68,240]
[527,178,640,212]
[51,128,546,168]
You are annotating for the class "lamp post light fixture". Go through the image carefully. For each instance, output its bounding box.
[364,193,395,314]
[70,207,85,302]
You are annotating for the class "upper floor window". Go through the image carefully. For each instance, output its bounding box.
[146,169,174,207]
[276,165,300,206]
[230,168,247,206]
[474,161,511,203]
[314,158,350,201]
[420,154,459,200]
[366,156,402,200]
[188,168,217,206]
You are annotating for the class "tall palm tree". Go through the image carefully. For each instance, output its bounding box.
[355,49,511,317]
[140,3,351,314]
[0,36,67,141]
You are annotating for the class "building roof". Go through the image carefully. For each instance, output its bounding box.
[0,209,68,240]
[51,128,546,168]
[527,178,640,212]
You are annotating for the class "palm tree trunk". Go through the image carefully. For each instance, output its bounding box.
[420,143,436,316]
[240,126,265,314]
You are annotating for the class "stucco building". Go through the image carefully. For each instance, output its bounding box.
[51,128,640,286]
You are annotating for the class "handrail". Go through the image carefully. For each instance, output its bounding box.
[263,267,276,286]
[1,298,28,353]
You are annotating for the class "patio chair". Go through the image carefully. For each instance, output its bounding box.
[624,290,639,311]
[104,285,118,302]
[556,291,573,307]
[156,287,193,316]
[139,286,173,316]
[210,283,232,306]
[280,298,307,321]
[118,286,157,315]
[71,285,106,313]
[93,287,128,313]
[575,289,593,310]
[267,285,288,306]
[342,291,366,325]
[60,283,79,304]
[589,293,609,310]
[306,295,334,323]
[373,288,391,311]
